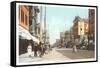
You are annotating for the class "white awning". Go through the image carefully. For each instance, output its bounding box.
[19,26,39,44]
[30,34,39,44]
[19,27,31,40]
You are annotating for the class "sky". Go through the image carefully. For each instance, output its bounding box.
[39,6,88,45]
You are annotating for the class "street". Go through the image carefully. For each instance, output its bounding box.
[16,5,96,65]
[19,47,94,64]
[56,48,94,59]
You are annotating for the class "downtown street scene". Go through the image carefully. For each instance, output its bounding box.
[17,4,96,65]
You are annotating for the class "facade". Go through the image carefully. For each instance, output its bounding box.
[73,16,89,41]
[19,5,30,55]
[72,16,81,40]
[36,23,43,40]
[86,9,95,50]
[19,5,29,30]
[64,31,71,42]
[64,31,71,48]
[19,5,40,55]
[84,19,89,34]
[59,31,72,48]
[53,39,60,48]
[88,9,95,42]
[60,32,65,47]
[70,27,74,41]
[29,6,44,42]
[29,6,40,37]
[78,20,85,36]
[83,19,89,41]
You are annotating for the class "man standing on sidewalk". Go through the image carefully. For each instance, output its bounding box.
[72,39,78,53]
[34,42,38,57]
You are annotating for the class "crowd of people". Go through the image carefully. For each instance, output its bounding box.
[27,40,51,58]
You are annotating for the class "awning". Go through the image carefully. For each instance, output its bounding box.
[19,26,39,44]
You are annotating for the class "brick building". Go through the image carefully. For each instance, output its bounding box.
[72,16,81,40]
[72,16,89,41]
[18,5,40,55]
[88,9,95,42]
[19,5,30,55]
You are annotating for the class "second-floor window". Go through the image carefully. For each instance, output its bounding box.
[21,9,24,23]
[25,15,27,25]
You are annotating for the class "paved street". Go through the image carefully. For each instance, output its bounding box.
[56,48,95,59]
[19,47,95,64]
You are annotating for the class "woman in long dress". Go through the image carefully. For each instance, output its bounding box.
[27,43,32,57]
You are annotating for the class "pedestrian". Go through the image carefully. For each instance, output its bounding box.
[34,42,38,57]
[39,42,44,57]
[27,43,32,57]
[73,44,77,53]
[72,39,78,53]
[37,41,42,57]
[65,42,67,48]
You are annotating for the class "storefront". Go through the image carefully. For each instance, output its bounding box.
[19,26,39,55]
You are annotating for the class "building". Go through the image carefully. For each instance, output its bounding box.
[86,9,95,50]
[19,5,40,55]
[58,32,64,47]
[72,16,81,40]
[29,6,40,37]
[72,16,89,41]
[84,19,89,34]
[19,5,29,30]
[36,23,43,41]
[55,39,60,47]
[64,31,71,42]
[64,31,71,48]
[19,5,30,55]
[70,27,74,41]
[88,9,95,42]
[83,19,89,41]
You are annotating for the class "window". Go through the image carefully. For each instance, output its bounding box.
[19,6,20,20]
[29,20,32,26]
[80,28,82,31]
[25,15,27,25]
[21,9,24,23]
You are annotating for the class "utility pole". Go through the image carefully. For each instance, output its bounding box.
[40,6,42,41]
[44,6,46,30]
[44,6,46,44]
[40,6,42,24]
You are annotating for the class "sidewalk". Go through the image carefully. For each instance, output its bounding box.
[19,52,43,63]
[19,48,71,63]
